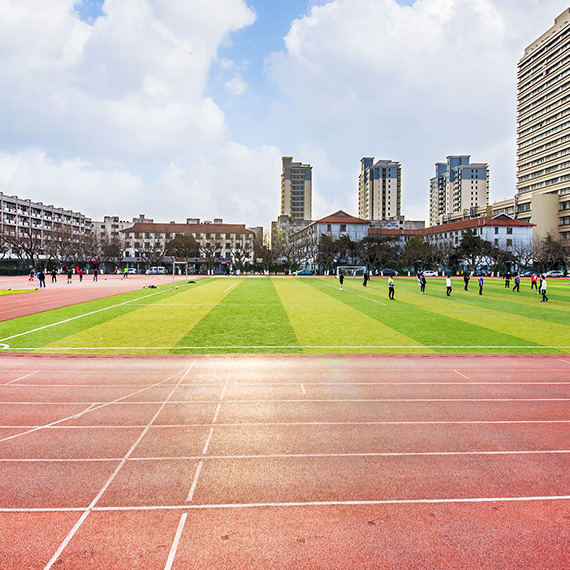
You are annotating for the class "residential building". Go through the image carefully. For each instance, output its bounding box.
[0,191,91,262]
[358,158,401,220]
[92,214,152,242]
[370,214,534,252]
[270,214,312,250]
[517,8,570,241]
[291,210,370,269]
[121,218,255,271]
[429,156,489,226]
[281,157,312,220]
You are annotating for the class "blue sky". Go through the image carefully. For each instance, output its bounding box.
[1,0,568,229]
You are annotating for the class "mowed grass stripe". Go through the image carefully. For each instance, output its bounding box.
[0,285,180,350]
[273,278,428,353]
[376,277,570,352]
[304,278,544,353]
[43,278,232,353]
[172,278,300,353]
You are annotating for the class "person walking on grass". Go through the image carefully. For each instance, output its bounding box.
[388,276,395,300]
[504,271,511,288]
[538,274,543,295]
[478,275,484,295]
[446,275,452,296]
[531,273,538,291]
[463,272,470,291]
[419,272,426,295]
[339,271,344,291]
[362,270,369,287]
[540,275,548,302]
[512,274,520,292]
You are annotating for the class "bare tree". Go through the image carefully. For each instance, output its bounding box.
[100,234,124,271]
[534,234,567,271]
[3,225,44,267]
[511,239,534,271]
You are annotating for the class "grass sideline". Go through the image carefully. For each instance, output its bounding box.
[0,276,569,354]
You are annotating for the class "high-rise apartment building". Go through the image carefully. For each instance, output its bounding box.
[517,9,570,241]
[280,157,312,220]
[358,158,401,220]
[429,156,489,226]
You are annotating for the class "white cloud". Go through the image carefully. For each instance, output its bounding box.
[265,0,570,220]
[225,75,249,96]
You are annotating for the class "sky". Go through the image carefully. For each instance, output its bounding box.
[0,0,568,230]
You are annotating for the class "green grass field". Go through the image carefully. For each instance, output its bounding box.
[1,276,569,354]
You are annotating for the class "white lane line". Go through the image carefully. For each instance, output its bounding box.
[6,345,570,351]
[220,385,227,401]
[6,397,570,405]
[0,288,169,345]
[43,361,195,570]
[4,494,570,513]
[164,513,187,570]
[224,283,238,294]
[212,403,222,424]
[300,383,307,396]
[453,370,470,380]
[202,428,214,455]
[561,360,570,365]
[7,449,570,463]
[321,280,387,306]
[0,369,186,445]
[186,461,204,502]
[4,371,39,385]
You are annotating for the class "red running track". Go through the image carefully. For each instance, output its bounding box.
[0,353,569,569]
[0,274,177,322]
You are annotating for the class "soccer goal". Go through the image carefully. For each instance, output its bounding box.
[336,265,367,278]
[172,261,189,288]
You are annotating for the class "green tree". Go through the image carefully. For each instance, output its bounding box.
[316,234,338,274]
[402,236,433,271]
[165,234,200,261]
[456,229,492,271]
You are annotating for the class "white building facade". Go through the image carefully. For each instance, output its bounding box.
[358,158,401,220]
[281,157,312,221]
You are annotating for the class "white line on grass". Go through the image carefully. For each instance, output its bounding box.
[164,513,188,570]
[224,283,238,294]
[186,461,204,502]
[42,360,195,570]
[0,288,169,345]
[5,345,570,351]
[4,371,39,385]
[321,280,387,306]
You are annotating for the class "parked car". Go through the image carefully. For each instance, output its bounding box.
[294,269,313,275]
[146,266,166,275]
[545,270,565,278]
[125,268,137,274]
[422,270,438,277]
[381,269,398,277]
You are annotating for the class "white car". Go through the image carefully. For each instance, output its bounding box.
[422,270,438,277]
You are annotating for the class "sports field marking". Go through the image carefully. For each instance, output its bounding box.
[0,368,187,444]
[301,383,307,396]
[220,384,227,400]
[5,449,570,463]
[43,360,195,570]
[224,283,238,293]
[4,344,570,351]
[454,370,470,379]
[0,288,169,345]
[4,494,570,514]
[321,280,387,306]
[4,371,38,385]
[164,513,187,570]
[561,359,570,365]
[186,460,204,502]
[202,427,214,455]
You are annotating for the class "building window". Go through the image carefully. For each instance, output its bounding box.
[340,224,347,232]
[494,227,499,234]
[506,227,513,235]
[507,239,513,246]
[494,239,499,246]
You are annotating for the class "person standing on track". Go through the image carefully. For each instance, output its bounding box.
[388,276,395,300]
[67,269,73,284]
[478,275,484,295]
[446,275,452,296]
[540,275,548,302]
[51,269,57,283]
[37,269,46,288]
[93,267,98,282]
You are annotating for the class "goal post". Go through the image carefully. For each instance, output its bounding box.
[172,261,189,288]
[336,265,367,278]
